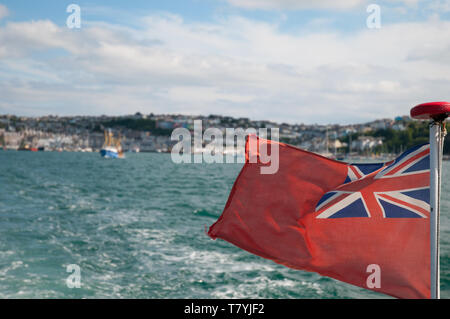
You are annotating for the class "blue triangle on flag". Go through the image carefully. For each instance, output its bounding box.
[316,191,337,209]
[379,199,423,218]
[403,155,429,173]
[329,198,369,218]
[351,163,384,175]
[400,188,430,204]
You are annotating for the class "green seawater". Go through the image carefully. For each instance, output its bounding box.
[0,151,449,299]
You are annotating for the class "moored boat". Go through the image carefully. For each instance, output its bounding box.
[100,130,125,159]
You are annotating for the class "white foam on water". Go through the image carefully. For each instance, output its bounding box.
[211,276,323,299]
[0,260,27,277]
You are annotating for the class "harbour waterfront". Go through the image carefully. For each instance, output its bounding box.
[0,151,449,299]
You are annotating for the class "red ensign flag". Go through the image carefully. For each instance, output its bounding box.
[208,136,430,299]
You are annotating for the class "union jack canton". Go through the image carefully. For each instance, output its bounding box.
[315,144,430,219]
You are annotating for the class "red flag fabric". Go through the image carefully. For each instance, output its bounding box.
[208,136,430,299]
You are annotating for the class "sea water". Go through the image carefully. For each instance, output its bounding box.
[0,151,449,299]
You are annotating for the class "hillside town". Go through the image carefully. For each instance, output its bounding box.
[0,112,430,158]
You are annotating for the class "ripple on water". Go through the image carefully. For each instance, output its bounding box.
[0,152,448,299]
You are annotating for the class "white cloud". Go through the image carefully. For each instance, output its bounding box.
[385,0,420,6]
[0,4,9,20]
[1,12,450,124]
[428,0,450,12]
[226,0,367,10]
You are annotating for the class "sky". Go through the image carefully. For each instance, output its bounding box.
[0,0,450,124]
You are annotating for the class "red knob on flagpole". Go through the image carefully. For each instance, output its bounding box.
[410,101,450,121]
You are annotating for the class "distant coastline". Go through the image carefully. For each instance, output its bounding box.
[1,113,448,157]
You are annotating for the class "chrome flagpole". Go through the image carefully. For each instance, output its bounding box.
[429,121,442,299]
[411,102,449,299]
